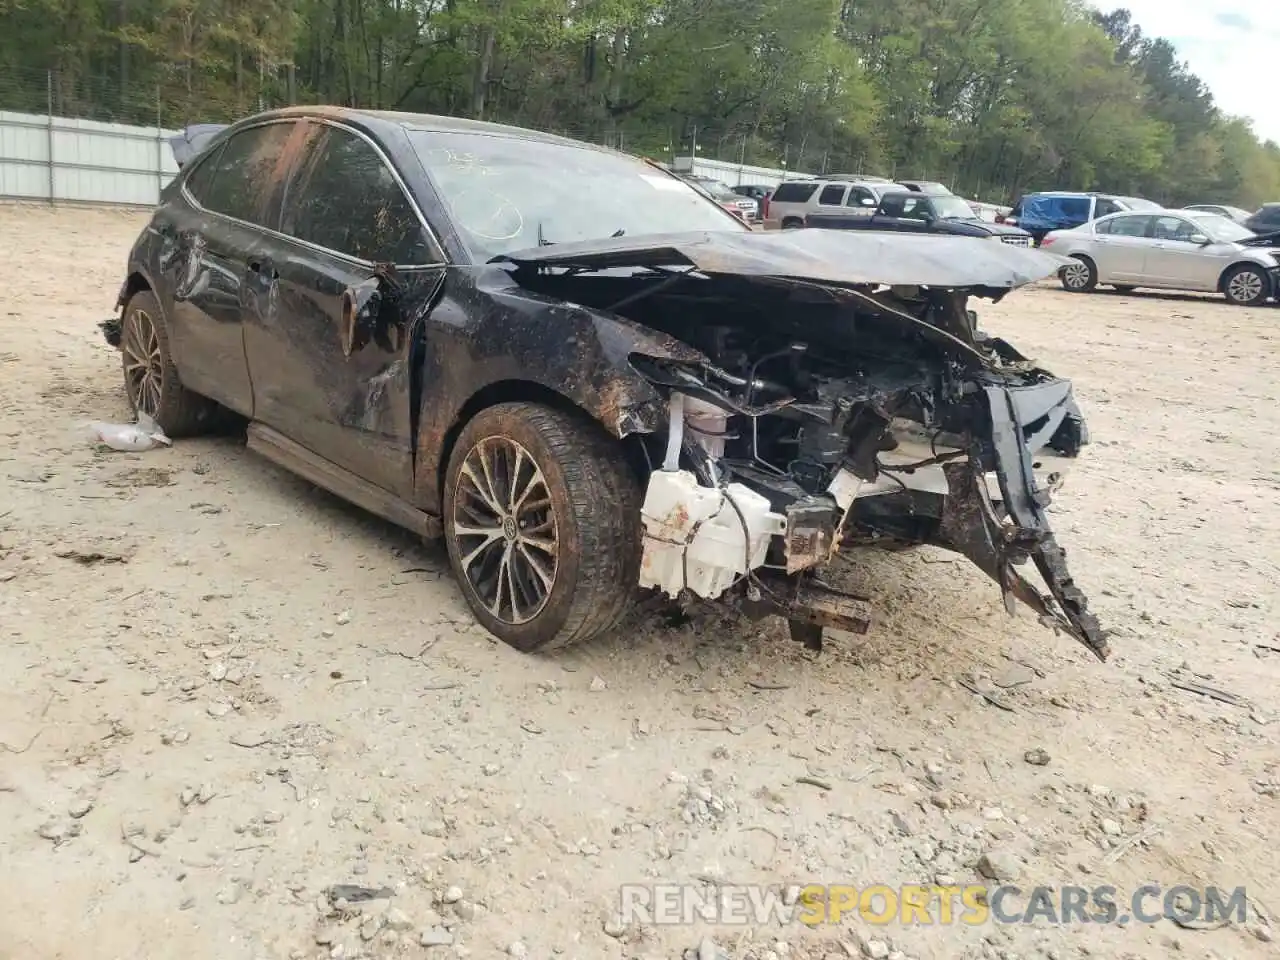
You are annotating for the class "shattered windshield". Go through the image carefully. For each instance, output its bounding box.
[408,131,746,260]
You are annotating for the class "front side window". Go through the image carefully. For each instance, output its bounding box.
[1094,198,1121,218]
[900,197,930,220]
[282,125,433,264]
[190,121,300,227]
[1151,216,1200,242]
[846,187,876,207]
[408,130,745,260]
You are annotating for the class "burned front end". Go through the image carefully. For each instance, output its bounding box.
[503,231,1109,659]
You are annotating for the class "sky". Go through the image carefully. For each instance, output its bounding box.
[1108,0,1280,144]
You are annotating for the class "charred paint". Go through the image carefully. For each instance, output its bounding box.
[108,104,1112,660]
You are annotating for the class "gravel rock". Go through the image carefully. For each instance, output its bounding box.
[68,797,94,819]
[507,942,528,958]
[698,937,722,960]
[37,820,81,843]
[1023,748,1050,766]
[589,675,608,692]
[862,940,890,960]
[419,927,454,947]
[603,917,626,938]
[1099,818,1122,837]
[442,885,464,904]
[977,850,1020,882]
[384,908,413,932]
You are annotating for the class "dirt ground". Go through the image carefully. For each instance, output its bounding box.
[1,203,1278,960]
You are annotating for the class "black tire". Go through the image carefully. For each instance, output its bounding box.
[1222,264,1269,306]
[1060,256,1098,293]
[781,218,804,230]
[119,290,218,436]
[443,402,642,653]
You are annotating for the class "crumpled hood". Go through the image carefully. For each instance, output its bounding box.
[497,229,1072,293]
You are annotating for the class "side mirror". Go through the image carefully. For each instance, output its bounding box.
[1191,234,1210,246]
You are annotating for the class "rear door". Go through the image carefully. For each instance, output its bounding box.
[246,120,445,497]
[1091,214,1156,282]
[163,119,309,414]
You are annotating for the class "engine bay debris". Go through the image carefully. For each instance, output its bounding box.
[503,229,1110,659]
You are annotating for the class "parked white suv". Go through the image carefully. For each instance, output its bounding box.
[764,179,888,230]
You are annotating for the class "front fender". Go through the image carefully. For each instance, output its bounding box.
[412,269,709,512]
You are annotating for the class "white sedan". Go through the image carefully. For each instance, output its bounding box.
[1042,209,1280,306]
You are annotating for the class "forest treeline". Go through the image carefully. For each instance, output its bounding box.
[2,0,1277,205]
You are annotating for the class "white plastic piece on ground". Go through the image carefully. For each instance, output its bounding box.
[681,396,729,459]
[86,411,172,452]
[638,469,787,600]
[826,466,863,510]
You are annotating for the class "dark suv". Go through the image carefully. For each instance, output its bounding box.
[1245,203,1280,236]
[100,106,1108,660]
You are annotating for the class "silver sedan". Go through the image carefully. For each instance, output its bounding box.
[1043,209,1280,306]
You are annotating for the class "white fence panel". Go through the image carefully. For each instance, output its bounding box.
[0,110,181,206]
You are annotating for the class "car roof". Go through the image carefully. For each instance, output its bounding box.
[242,105,618,154]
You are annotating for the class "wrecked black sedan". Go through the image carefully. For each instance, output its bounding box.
[105,107,1107,659]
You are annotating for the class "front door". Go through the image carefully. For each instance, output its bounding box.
[243,121,446,499]
[1141,214,1227,291]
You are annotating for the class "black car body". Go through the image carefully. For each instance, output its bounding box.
[1245,203,1280,235]
[895,180,953,196]
[804,191,1034,245]
[103,107,1108,659]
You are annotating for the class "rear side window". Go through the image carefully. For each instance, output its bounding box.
[183,143,225,203]
[1256,206,1280,225]
[191,121,300,227]
[818,184,847,205]
[1108,215,1152,237]
[1094,198,1121,217]
[282,125,433,265]
[771,182,817,203]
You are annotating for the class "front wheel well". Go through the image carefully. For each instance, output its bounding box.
[1218,261,1269,292]
[435,380,649,512]
[120,272,152,308]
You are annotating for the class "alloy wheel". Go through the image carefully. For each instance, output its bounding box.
[451,437,559,625]
[122,307,163,415]
[1063,261,1090,290]
[1227,269,1263,304]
